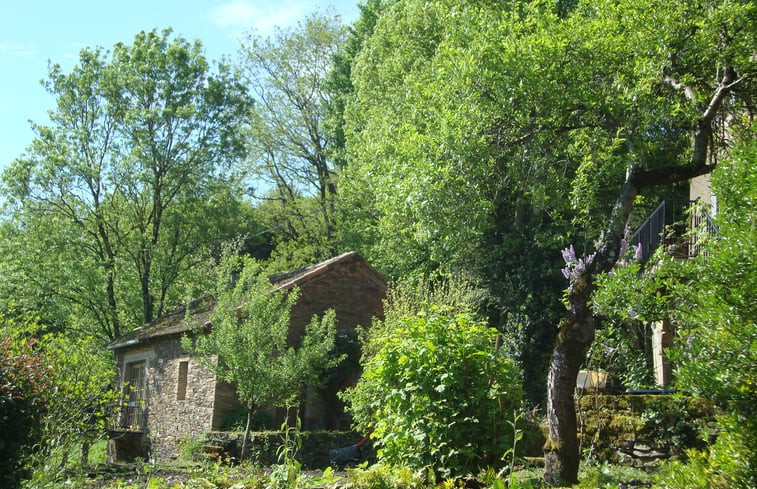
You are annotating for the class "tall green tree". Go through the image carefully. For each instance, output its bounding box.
[340,0,753,483]
[539,1,752,483]
[241,13,346,267]
[184,256,342,458]
[339,0,577,404]
[325,0,395,169]
[1,29,256,340]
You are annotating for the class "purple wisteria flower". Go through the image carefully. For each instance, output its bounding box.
[633,242,643,261]
[561,245,596,284]
[561,224,642,284]
[562,244,577,264]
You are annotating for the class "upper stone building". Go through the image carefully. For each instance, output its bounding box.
[106,252,386,461]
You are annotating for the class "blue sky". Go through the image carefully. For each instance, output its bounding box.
[0,0,360,173]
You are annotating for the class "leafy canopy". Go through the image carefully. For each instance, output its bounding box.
[0,28,255,340]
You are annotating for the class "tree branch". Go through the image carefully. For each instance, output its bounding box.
[636,67,740,188]
[662,74,697,102]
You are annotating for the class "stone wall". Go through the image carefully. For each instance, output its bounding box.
[203,431,372,469]
[575,394,717,467]
[110,336,239,461]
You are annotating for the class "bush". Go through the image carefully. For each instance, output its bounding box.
[1,317,116,488]
[654,412,756,489]
[221,408,272,431]
[0,335,49,489]
[343,298,523,477]
[346,464,431,489]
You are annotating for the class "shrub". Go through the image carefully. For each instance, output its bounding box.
[654,412,756,489]
[343,300,523,477]
[221,408,272,431]
[1,317,116,487]
[347,464,431,489]
[0,335,49,489]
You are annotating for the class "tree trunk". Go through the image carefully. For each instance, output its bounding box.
[544,281,596,485]
[81,440,91,467]
[241,407,252,460]
[544,327,592,484]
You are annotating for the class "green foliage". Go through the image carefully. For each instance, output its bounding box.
[0,315,116,488]
[221,408,271,432]
[576,463,653,489]
[343,283,523,477]
[178,433,207,462]
[29,333,117,477]
[269,416,303,489]
[648,133,756,489]
[241,13,347,264]
[184,254,343,458]
[339,0,755,411]
[346,464,431,489]
[0,28,256,340]
[590,259,663,389]
[0,327,49,488]
[654,413,756,489]
[639,397,712,455]
[666,135,757,404]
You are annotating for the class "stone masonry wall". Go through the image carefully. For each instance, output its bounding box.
[575,394,717,467]
[111,336,224,460]
[148,336,220,459]
[204,431,372,469]
[287,260,385,430]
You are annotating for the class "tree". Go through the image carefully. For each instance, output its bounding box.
[540,1,752,482]
[1,29,255,340]
[338,0,577,405]
[340,0,752,483]
[184,256,342,458]
[325,0,395,169]
[241,13,347,266]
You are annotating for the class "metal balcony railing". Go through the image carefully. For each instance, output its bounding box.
[630,199,718,263]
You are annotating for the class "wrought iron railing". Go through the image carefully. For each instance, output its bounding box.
[630,199,718,262]
[107,400,146,432]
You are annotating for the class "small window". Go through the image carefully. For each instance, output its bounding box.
[177,361,188,401]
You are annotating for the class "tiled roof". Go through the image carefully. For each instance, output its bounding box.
[105,252,385,350]
[104,295,214,350]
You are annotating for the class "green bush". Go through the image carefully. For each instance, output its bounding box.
[654,413,756,489]
[343,301,523,477]
[346,464,431,489]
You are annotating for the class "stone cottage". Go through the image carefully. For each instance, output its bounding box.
[105,252,386,461]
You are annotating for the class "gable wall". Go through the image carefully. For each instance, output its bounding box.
[288,260,385,339]
[287,260,386,428]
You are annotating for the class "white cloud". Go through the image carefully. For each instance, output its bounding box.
[0,43,37,59]
[210,1,308,36]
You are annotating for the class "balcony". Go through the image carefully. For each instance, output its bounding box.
[630,199,717,263]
